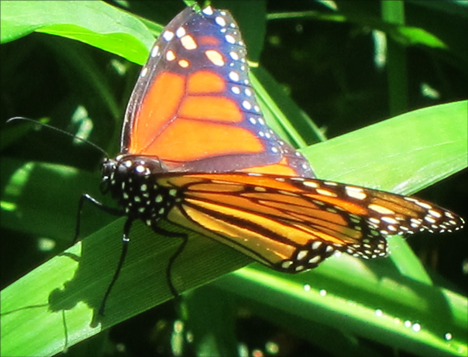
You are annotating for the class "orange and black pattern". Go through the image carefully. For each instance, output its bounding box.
[101,5,464,274]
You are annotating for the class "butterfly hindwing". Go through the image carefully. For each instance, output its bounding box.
[158,173,464,272]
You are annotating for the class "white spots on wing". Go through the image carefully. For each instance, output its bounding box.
[175,27,186,38]
[281,261,293,269]
[205,50,224,66]
[202,6,214,16]
[166,50,176,61]
[181,35,198,50]
[345,186,367,200]
[215,16,226,27]
[381,216,398,225]
[368,204,395,215]
[151,45,160,57]
[230,51,239,60]
[303,181,319,189]
[308,256,321,264]
[242,100,252,110]
[316,188,338,197]
[297,250,308,260]
[178,59,189,68]
[225,34,236,44]
[231,86,241,95]
[162,30,174,42]
[428,209,442,218]
[229,71,240,82]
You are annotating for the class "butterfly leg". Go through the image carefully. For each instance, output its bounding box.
[98,217,133,316]
[151,225,189,299]
[73,193,124,244]
[73,193,127,315]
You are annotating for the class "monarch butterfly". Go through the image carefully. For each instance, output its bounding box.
[36,4,460,315]
[94,3,465,294]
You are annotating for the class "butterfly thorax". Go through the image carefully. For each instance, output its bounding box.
[101,155,180,223]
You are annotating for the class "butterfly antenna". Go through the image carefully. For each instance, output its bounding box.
[6,116,109,158]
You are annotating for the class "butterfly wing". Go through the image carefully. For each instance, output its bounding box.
[121,6,313,178]
[107,5,464,273]
[157,173,464,272]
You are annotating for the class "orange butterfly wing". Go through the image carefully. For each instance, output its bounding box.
[159,173,464,272]
[121,6,313,178]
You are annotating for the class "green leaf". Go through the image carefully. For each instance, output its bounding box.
[1,1,467,356]
[216,263,468,357]
[0,0,154,64]
[1,101,467,357]
[305,100,468,193]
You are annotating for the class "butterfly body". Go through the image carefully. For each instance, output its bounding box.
[102,155,179,227]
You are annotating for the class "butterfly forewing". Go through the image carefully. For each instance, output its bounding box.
[121,6,314,178]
